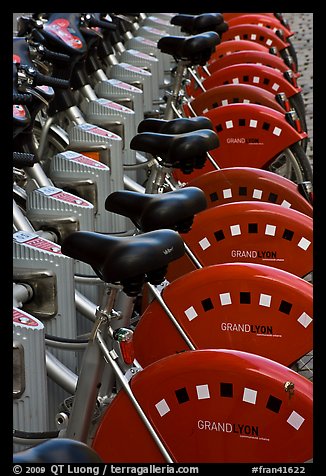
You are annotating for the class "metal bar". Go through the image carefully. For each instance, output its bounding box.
[45,351,78,394]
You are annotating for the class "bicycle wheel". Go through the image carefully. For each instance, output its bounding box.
[268,141,313,184]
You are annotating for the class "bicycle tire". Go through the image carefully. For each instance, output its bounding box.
[269,141,313,184]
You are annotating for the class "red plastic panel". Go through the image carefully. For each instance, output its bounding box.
[134,263,313,368]
[182,201,313,278]
[187,63,300,99]
[187,83,285,116]
[92,349,312,462]
[225,14,294,37]
[222,24,290,51]
[210,39,269,64]
[174,102,306,182]
[186,167,313,217]
[207,50,299,77]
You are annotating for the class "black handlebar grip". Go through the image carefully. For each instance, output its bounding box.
[88,16,117,30]
[13,151,38,168]
[34,70,70,89]
[13,93,33,104]
[41,47,71,63]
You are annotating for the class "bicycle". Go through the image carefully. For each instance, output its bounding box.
[154,30,312,186]
[12,13,314,462]
[27,226,312,463]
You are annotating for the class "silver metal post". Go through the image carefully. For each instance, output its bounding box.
[13,200,34,232]
[26,163,53,188]
[164,61,188,120]
[36,115,54,161]
[46,351,78,394]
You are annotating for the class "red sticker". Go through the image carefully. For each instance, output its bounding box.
[46,18,83,49]
[13,308,39,327]
[22,236,62,254]
[13,54,21,63]
[13,105,26,117]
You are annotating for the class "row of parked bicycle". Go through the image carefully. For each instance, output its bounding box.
[13,12,313,463]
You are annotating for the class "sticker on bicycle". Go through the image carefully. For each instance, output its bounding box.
[127,49,156,60]
[36,85,52,93]
[13,54,20,63]
[13,308,42,328]
[13,105,26,118]
[135,37,157,46]
[78,123,121,139]
[60,150,108,168]
[118,63,152,75]
[97,98,134,113]
[108,79,141,91]
[37,186,92,207]
[45,18,83,49]
[231,249,284,261]
[149,17,170,26]
[13,231,61,254]
[144,26,167,35]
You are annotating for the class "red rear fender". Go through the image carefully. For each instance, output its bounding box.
[225,14,294,37]
[134,263,312,368]
[92,349,312,462]
[182,200,313,278]
[222,23,290,52]
[186,167,313,217]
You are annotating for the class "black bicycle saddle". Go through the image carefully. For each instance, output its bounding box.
[61,229,185,295]
[157,31,220,65]
[105,187,207,233]
[137,116,214,134]
[171,13,228,36]
[130,129,219,173]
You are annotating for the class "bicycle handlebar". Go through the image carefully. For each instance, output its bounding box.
[18,65,70,89]
[13,92,33,104]
[39,45,71,63]
[34,69,70,88]
[13,151,38,168]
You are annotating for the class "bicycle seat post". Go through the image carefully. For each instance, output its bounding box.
[164,60,188,120]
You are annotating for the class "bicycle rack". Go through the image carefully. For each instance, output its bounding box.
[67,123,127,233]
[93,78,144,126]
[126,35,169,88]
[186,167,313,217]
[50,151,121,232]
[106,62,154,113]
[118,49,161,103]
[79,98,138,180]
[13,308,49,450]
[13,231,77,428]
[133,263,312,368]
[92,349,312,462]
